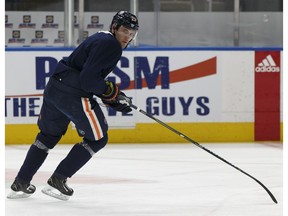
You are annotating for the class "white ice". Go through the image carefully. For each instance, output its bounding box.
[5,142,283,216]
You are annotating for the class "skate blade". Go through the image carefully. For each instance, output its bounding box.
[41,186,71,201]
[7,190,32,199]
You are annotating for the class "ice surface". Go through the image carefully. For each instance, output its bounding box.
[5,142,283,216]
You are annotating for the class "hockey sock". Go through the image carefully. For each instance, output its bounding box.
[16,141,49,183]
[54,135,107,178]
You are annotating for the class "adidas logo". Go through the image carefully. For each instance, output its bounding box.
[255,55,280,72]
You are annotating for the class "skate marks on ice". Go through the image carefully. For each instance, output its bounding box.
[5,143,283,216]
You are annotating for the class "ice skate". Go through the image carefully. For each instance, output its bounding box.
[41,175,73,201]
[7,179,36,199]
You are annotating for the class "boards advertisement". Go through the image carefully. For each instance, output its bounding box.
[5,48,282,143]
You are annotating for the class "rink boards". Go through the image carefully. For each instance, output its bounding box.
[5,47,283,143]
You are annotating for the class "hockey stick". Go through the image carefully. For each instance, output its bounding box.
[120,96,277,204]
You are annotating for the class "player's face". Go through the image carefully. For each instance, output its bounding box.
[113,25,137,49]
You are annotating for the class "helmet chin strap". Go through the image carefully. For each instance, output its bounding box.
[124,32,138,49]
[124,43,130,49]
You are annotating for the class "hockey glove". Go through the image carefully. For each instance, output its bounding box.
[102,92,132,113]
[99,81,119,101]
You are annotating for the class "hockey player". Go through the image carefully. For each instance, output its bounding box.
[7,11,139,201]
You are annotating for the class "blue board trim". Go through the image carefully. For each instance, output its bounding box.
[5,46,283,52]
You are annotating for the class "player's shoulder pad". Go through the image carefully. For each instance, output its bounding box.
[96,31,121,51]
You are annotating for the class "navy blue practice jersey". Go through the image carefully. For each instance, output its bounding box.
[53,31,122,96]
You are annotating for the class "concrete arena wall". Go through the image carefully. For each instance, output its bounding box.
[5,47,283,144]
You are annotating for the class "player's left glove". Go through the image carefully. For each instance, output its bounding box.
[102,92,132,113]
[99,81,119,101]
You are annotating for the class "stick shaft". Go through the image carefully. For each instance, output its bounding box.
[130,103,277,204]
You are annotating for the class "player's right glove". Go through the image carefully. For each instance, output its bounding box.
[102,92,132,113]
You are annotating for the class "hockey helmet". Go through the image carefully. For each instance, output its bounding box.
[110,11,139,31]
